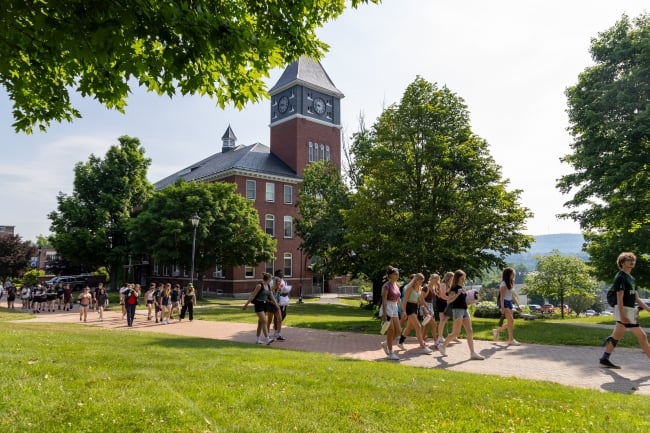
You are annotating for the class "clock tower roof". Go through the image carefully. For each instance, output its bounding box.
[270,56,343,98]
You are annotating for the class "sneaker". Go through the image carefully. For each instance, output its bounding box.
[507,339,521,346]
[492,329,499,341]
[599,358,620,369]
[437,336,445,345]
[470,352,485,360]
[429,342,439,350]
[388,352,400,361]
[422,346,433,354]
[397,343,405,351]
[266,337,274,345]
[439,345,447,357]
[276,335,286,341]
[381,341,389,355]
[256,338,262,345]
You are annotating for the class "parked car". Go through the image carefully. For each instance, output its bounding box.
[584,309,596,317]
[43,274,105,291]
[361,291,373,302]
[600,310,613,316]
[528,304,541,312]
[540,304,554,313]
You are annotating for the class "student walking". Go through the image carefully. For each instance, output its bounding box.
[124,284,140,327]
[434,272,453,347]
[492,267,522,345]
[144,283,156,320]
[421,274,439,343]
[397,273,433,354]
[78,286,92,322]
[243,273,278,345]
[160,283,172,324]
[380,266,403,361]
[180,283,196,322]
[96,286,108,321]
[600,252,650,368]
[438,270,484,360]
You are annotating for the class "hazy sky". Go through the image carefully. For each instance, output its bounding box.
[1,1,647,243]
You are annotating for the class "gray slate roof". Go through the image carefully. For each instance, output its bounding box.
[154,143,300,190]
[269,56,343,97]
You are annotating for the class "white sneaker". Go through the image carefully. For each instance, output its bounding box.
[437,336,445,345]
[381,341,389,355]
[422,346,433,354]
[256,338,262,345]
[492,329,499,341]
[388,352,400,361]
[470,352,485,360]
[397,342,405,351]
[508,339,521,346]
[266,336,274,345]
[439,345,447,357]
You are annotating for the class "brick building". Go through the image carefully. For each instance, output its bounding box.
[153,57,344,296]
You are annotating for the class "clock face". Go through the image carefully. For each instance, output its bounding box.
[313,97,326,115]
[278,96,289,113]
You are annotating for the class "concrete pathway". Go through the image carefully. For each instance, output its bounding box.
[13,305,650,396]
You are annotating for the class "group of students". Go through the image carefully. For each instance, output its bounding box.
[379,265,522,361]
[243,269,291,345]
[11,283,75,313]
[131,282,198,328]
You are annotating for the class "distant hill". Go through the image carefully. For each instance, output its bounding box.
[506,233,586,270]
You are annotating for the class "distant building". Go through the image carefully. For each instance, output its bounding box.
[0,225,15,237]
[153,57,345,296]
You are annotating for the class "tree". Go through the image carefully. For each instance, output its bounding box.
[1,0,379,133]
[295,160,352,290]
[523,250,599,318]
[48,136,153,288]
[558,13,650,285]
[344,77,533,301]
[0,234,35,281]
[129,180,275,298]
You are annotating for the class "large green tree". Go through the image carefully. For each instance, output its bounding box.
[0,234,35,281]
[129,180,275,297]
[523,250,599,318]
[345,77,533,298]
[1,0,378,133]
[48,136,153,287]
[295,160,352,288]
[558,13,650,285]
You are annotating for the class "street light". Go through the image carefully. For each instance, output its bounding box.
[190,213,200,285]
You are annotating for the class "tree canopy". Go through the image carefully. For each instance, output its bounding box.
[344,77,533,295]
[1,0,379,133]
[0,234,35,281]
[558,13,650,285]
[129,180,275,291]
[523,250,599,318]
[48,136,153,287]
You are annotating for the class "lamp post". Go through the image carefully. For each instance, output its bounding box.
[190,213,200,285]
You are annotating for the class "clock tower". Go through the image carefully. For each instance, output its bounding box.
[269,57,344,176]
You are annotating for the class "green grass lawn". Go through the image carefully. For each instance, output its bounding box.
[2,304,650,432]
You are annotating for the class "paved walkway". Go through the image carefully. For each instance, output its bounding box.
[12,301,650,396]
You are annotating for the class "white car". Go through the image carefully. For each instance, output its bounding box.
[584,309,596,317]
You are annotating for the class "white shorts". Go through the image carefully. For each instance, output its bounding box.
[614,306,637,324]
[385,301,399,318]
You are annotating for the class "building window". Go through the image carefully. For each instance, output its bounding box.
[326,145,330,161]
[266,182,275,202]
[284,185,293,204]
[265,214,275,237]
[246,180,256,200]
[153,262,159,276]
[320,143,325,160]
[284,216,293,238]
[245,265,254,278]
[283,253,292,277]
[213,262,224,278]
[162,265,169,276]
[265,260,275,276]
[308,141,314,162]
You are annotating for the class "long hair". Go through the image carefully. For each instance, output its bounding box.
[502,267,515,290]
[451,269,466,288]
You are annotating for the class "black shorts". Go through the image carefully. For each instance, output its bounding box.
[253,300,266,313]
[435,298,447,313]
[266,303,278,313]
[406,301,419,316]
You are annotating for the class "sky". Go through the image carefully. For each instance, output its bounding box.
[1,0,648,243]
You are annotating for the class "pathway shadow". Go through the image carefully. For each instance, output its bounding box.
[599,369,650,395]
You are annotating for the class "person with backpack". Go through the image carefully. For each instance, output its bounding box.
[600,252,650,368]
[243,273,279,345]
[396,273,433,354]
[6,283,16,309]
[492,267,522,346]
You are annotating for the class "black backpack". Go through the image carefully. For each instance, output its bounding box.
[606,289,617,307]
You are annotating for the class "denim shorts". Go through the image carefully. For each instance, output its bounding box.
[452,308,469,320]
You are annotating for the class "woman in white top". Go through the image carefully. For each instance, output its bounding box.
[492,267,521,345]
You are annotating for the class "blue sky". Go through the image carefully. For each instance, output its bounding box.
[1,0,647,243]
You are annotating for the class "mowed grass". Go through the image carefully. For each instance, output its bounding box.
[2,317,650,433]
